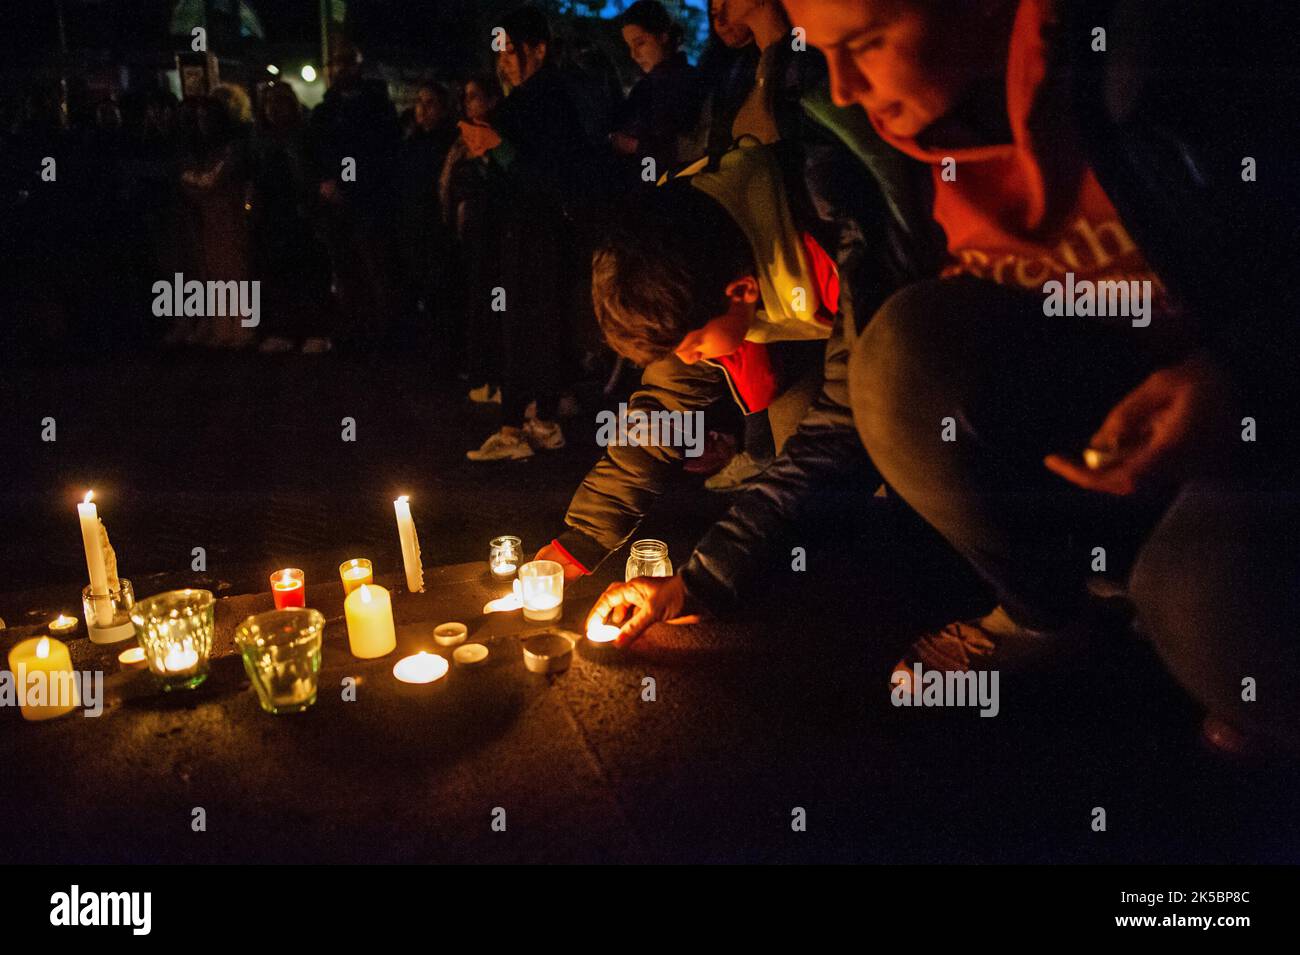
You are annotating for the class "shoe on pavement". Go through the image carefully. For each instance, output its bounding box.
[704,451,769,491]
[892,605,1066,692]
[468,383,502,404]
[523,417,565,451]
[467,426,534,461]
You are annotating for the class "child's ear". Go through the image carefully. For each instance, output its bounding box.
[725,276,760,304]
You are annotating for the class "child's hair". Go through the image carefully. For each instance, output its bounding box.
[592,182,754,366]
[619,0,685,52]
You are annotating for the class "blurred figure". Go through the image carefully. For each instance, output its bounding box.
[307,37,402,348]
[252,81,332,354]
[173,93,254,349]
[440,74,504,400]
[396,82,458,355]
[611,0,705,183]
[461,5,590,461]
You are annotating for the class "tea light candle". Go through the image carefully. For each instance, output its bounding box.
[7,636,79,721]
[118,646,147,669]
[393,496,424,593]
[270,568,306,609]
[338,558,373,595]
[162,644,200,674]
[586,620,620,644]
[49,614,79,640]
[393,651,449,685]
[344,584,397,659]
[519,560,564,622]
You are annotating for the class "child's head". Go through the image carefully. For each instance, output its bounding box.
[782,0,1010,138]
[593,183,758,367]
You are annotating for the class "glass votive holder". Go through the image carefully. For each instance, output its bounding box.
[519,560,564,622]
[338,558,373,595]
[625,539,673,582]
[489,535,522,579]
[235,608,324,715]
[81,578,136,644]
[270,568,306,609]
[130,589,215,691]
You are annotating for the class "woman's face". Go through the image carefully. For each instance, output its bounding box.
[784,0,988,139]
[622,24,670,74]
[463,82,492,122]
[711,0,754,48]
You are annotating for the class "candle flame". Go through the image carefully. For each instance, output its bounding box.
[36,637,50,658]
[83,490,94,504]
[396,494,409,504]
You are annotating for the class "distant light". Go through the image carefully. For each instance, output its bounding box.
[301,65,317,82]
[266,64,280,76]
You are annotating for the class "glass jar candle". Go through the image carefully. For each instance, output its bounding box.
[235,608,324,714]
[338,558,373,595]
[625,539,672,582]
[130,589,215,691]
[519,560,564,622]
[489,535,522,579]
[270,568,306,609]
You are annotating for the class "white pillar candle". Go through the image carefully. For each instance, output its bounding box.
[76,491,112,625]
[344,584,397,659]
[393,496,424,593]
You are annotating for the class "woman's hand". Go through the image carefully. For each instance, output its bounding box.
[1044,352,1234,495]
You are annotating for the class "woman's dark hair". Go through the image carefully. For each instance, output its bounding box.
[592,182,754,366]
[500,5,552,51]
[619,0,685,52]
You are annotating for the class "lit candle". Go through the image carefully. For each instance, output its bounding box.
[586,620,620,644]
[393,496,424,593]
[118,646,147,669]
[49,614,79,640]
[489,535,521,579]
[7,636,79,721]
[392,651,449,685]
[519,560,563,622]
[270,568,306,609]
[76,491,112,625]
[344,584,397,659]
[338,558,373,595]
[162,643,200,674]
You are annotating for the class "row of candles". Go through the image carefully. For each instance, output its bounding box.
[7,492,655,720]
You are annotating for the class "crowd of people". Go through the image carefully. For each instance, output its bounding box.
[5,0,1298,758]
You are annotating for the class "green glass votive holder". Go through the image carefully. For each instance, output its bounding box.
[234,608,324,714]
[130,589,215,691]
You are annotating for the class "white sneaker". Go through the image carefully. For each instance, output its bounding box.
[703,451,768,491]
[523,417,565,451]
[467,427,534,461]
[468,384,502,404]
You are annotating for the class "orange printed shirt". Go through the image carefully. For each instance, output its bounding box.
[871,0,1170,311]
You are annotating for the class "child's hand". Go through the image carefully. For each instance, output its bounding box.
[586,574,698,647]
[534,543,586,581]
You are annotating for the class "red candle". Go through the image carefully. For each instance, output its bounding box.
[270,568,306,609]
